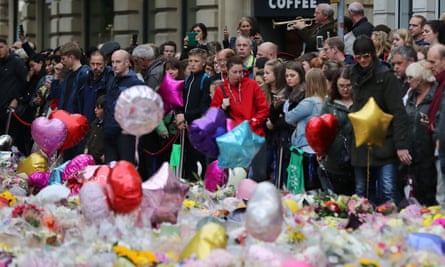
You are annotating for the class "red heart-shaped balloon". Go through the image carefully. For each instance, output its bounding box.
[305,114,338,155]
[50,110,89,151]
[106,161,143,214]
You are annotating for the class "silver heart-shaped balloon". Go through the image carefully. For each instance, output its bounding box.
[0,134,13,149]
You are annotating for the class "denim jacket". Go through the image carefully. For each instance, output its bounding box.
[285,96,323,149]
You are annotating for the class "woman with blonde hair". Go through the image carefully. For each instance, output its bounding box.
[371,31,391,62]
[222,16,262,56]
[285,68,327,191]
[388,28,416,63]
[392,28,415,48]
[403,60,437,206]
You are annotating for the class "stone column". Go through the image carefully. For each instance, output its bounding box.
[0,0,10,41]
[21,0,39,49]
[195,0,219,43]
[153,0,181,46]
[373,0,396,29]
[113,0,140,48]
[53,0,82,46]
[412,0,436,19]
[217,0,253,44]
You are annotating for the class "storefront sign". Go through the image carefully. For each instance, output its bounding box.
[255,0,331,17]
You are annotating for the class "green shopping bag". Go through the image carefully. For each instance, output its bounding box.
[170,143,181,174]
[286,146,305,194]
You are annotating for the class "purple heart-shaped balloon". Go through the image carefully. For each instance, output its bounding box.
[31,117,67,158]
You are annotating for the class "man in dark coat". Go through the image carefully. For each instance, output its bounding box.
[293,3,336,53]
[0,39,27,152]
[350,36,410,206]
[348,2,374,37]
[103,49,145,164]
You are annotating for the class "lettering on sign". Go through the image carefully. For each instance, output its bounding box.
[255,0,329,17]
[268,0,318,9]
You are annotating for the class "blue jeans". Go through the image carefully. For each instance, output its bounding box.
[354,163,399,205]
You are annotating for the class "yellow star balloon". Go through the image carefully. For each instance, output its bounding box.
[348,97,393,147]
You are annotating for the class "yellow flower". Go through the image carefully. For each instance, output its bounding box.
[182,199,196,208]
[358,258,381,267]
[0,191,16,206]
[289,230,305,243]
[283,199,299,213]
[113,245,158,266]
[0,242,11,252]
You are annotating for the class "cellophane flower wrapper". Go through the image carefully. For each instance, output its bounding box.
[3,154,445,267]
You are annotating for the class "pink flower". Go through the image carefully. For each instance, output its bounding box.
[432,218,445,228]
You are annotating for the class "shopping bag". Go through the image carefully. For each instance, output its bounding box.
[286,146,305,194]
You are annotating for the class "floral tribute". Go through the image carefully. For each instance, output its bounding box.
[11,203,45,228]
[314,194,374,220]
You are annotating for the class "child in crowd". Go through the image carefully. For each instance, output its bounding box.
[175,48,211,180]
[85,95,105,164]
[255,69,265,87]
[209,80,224,99]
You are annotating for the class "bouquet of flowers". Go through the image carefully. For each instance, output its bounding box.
[314,194,374,220]
[11,203,45,228]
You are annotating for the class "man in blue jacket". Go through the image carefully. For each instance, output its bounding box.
[79,50,112,123]
[103,49,144,164]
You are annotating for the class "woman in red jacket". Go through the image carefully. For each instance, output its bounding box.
[210,55,270,182]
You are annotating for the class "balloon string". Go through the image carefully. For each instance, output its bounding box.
[142,131,180,156]
[12,112,32,127]
[135,136,139,165]
[367,144,371,198]
[308,153,315,183]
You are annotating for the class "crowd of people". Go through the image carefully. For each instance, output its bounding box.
[2,1,445,208]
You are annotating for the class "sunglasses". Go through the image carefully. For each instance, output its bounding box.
[355,53,371,59]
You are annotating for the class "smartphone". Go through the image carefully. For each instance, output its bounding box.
[316,35,324,50]
[131,34,138,47]
[16,24,24,41]
[187,32,198,47]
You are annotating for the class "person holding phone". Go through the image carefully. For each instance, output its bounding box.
[292,3,336,53]
[223,16,263,56]
[180,23,209,60]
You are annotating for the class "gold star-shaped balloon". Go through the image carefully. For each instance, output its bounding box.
[348,97,393,147]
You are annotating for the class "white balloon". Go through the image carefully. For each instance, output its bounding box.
[114,85,164,136]
[245,182,283,242]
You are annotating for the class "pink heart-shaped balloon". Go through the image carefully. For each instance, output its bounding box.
[305,114,338,156]
[31,117,67,157]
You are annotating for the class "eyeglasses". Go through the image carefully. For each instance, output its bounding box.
[355,53,371,60]
[338,84,352,90]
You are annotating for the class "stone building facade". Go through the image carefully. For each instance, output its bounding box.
[0,0,443,55]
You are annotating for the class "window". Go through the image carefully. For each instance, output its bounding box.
[398,0,411,29]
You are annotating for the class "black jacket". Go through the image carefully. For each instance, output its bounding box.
[350,61,410,167]
[0,52,27,110]
[179,70,211,123]
[351,17,374,37]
